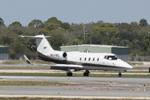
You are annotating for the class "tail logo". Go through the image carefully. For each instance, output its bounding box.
[44,46,47,49]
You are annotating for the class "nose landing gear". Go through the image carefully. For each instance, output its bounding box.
[118,72,122,77]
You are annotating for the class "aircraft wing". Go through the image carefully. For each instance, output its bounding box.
[22,54,84,71]
[50,64,83,71]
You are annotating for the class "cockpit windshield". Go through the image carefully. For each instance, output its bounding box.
[104,55,118,60]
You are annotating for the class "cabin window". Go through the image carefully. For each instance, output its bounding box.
[93,58,95,61]
[104,55,117,60]
[89,58,91,61]
[97,58,99,61]
[80,57,82,61]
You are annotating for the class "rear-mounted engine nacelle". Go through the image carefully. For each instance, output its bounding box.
[63,52,67,58]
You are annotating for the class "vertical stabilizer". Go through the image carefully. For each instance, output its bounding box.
[20,34,54,55]
[35,35,54,55]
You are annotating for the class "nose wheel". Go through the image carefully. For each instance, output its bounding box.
[83,70,90,76]
[118,72,122,77]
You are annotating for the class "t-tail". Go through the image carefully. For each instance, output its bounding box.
[20,34,54,55]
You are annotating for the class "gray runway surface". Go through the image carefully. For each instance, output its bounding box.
[0,76,150,97]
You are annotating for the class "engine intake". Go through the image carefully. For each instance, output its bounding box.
[63,52,67,58]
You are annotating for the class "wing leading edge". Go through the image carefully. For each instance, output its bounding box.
[50,64,83,71]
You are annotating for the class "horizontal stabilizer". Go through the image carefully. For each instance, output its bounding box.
[19,35,51,38]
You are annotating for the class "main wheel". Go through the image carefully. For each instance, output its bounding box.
[83,70,90,76]
[67,71,73,76]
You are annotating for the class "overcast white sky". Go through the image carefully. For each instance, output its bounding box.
[0,0,149,25]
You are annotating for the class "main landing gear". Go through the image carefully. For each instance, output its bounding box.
[83,70,90,76]
[66,71,73,76]
[66,70,90,77]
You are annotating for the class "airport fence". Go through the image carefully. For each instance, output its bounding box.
[128,56,150,61]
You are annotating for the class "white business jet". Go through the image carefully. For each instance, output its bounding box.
[20,34,132,76]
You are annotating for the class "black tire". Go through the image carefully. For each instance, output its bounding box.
[118,72,122,77]
[67,72,73,76]
[83,70,90,76]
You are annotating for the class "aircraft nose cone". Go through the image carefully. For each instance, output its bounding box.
[123,62,133,69]
[119,59,133,69]
[126,63,133,69]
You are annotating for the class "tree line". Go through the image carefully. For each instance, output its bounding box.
[0,17,150,59]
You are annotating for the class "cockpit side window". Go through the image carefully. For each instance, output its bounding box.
[104,55,117,60]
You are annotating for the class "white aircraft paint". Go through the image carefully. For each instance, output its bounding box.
[21,34,132,76]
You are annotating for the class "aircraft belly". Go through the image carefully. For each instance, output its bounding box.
[83,66,125,71]
[82,64,127,71]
